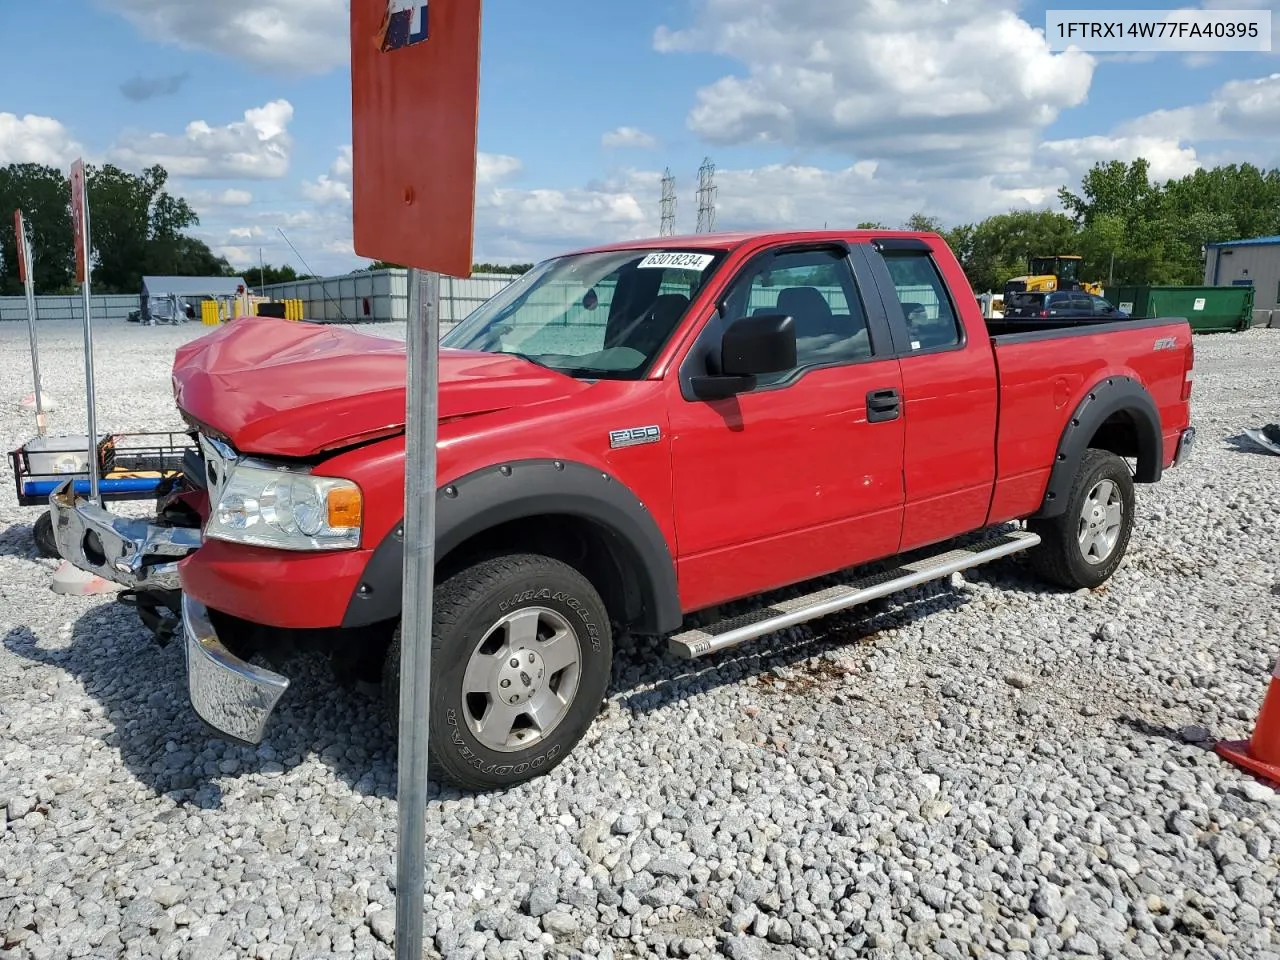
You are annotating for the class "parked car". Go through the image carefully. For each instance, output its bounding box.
[50,229,1197,790]
[1004,289,1128,321]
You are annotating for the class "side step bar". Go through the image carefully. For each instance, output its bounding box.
[668,530,1041,659]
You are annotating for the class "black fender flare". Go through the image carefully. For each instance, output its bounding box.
[1032,375,1164,520]
[341,458,683,635]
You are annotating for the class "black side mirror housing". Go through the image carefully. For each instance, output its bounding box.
[721,313,797,376]
[690,312,797,400]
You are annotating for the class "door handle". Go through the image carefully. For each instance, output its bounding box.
[866,387,901,423]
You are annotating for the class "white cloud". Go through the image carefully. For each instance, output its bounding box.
[1038,136,1203,183]
[228,226,266,240]
[478,153,522,184]
[654,0,1095,172]
[602,126,659,149]
[185,188,255,208]
[0,113,84,167]
[1120,73,1280,142]
[214,245,257,269]
[109,100,295,179]
[95,0,348,75]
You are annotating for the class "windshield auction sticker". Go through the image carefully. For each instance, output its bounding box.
[1045,9,1271,50]
[637,252,716,271]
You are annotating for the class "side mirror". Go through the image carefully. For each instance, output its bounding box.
[691,313,797,400]
[722,313,797,376]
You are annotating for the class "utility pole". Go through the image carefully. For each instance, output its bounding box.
[260,247,266,291]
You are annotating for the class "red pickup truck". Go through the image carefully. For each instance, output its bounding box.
[49,230,1196,790]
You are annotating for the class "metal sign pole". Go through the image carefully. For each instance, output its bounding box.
[395,266,440,960]
[348,3,481,946]
[15,211,46,437]
[71,160,101,506]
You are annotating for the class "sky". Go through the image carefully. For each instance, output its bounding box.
[1,0,1278,277]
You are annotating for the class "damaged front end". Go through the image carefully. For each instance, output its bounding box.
[48,446,208,644]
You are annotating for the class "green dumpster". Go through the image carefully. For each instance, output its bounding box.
[1112,284,1255,333]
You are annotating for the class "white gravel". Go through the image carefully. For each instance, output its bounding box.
[2,316,1279,960]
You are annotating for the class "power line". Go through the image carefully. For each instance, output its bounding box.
[277,227,349,322]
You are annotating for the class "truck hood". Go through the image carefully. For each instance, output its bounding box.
[171,317,589,457]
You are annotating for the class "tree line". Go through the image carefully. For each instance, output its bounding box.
[0,161,319,296]
[891,159,1280,293]
[4,157,1277,298]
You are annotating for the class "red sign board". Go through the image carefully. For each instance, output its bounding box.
[350,0,482,278]
[70,159,89,285]
[14,210,29,284]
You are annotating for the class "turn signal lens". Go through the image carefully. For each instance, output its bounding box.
[327,487,363,529]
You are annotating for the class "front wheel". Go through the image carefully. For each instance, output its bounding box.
[1027,448,1136,590]
[382,553,613,791]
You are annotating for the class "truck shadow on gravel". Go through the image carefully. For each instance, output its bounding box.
[4,536,1056,807]
[612,545,1052,717]
[0,519,43,561]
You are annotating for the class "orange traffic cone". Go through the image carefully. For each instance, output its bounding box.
[1216,656,1280,788]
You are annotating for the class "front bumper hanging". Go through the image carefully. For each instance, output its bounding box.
[182,594,290,745]
[49,478,202,591]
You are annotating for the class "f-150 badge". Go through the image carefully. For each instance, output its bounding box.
[610,425,662,449]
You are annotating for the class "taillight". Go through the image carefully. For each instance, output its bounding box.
[1181,341,1194,402]
[1040,309,1049,318]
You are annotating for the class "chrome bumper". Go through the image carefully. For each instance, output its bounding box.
[1173,426,1196,467]
[49,479,202,591]
[183,594,289,745]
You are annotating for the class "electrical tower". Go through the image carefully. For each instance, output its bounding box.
[695,156,717,233]
[660,168,677,236]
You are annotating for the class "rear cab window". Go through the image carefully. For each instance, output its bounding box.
[879,250,964,351]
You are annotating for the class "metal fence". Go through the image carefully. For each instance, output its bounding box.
[0,294,139,323]
[258,269,518,323]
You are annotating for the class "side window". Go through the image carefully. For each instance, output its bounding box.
[720,248,873,384]
[1091,296,1113,316]
[881,251,962,350]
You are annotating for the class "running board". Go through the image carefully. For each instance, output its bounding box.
[668,530,1041,659]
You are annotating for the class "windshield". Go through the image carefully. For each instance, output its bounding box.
[1029,256,1080,282]
[441,247,727,379]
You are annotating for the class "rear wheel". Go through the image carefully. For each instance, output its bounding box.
[1027,448,1135,590]
[382,553,613,791]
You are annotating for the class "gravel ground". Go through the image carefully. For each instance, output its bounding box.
[1,316,1279,960]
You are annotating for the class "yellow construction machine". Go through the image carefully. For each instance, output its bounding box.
[1003,255,1104,302]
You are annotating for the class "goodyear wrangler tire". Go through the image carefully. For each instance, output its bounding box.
[1027,448,1135,591]
[382,553,613,791]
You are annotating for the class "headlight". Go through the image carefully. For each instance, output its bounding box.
[205,461,363,551]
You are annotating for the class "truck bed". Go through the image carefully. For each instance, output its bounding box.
[984,315,1194,524]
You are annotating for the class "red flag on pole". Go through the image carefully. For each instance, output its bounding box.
[15,210,29,284]
[70,159,89,285]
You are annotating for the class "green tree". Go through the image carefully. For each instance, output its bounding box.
[85,163,200,292]
[954,209,1079,292]
[146,235,235,279]
[902,213,943,233]
[0,163,74,294]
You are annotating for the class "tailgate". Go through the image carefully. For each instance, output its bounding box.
[988,317,1193,519]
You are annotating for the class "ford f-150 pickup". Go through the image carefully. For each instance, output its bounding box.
[49,229,1196,790]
